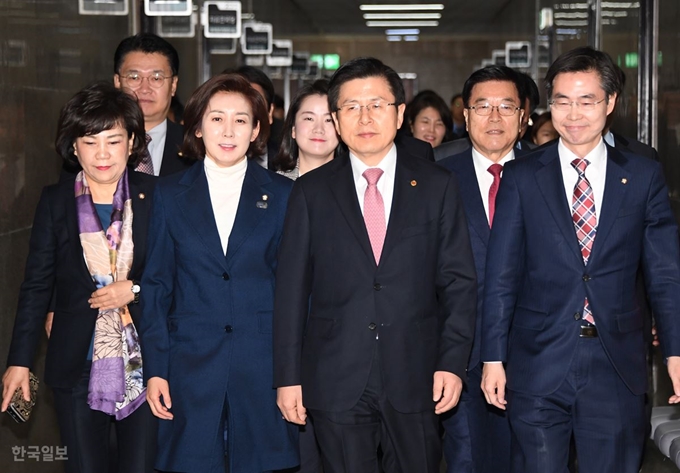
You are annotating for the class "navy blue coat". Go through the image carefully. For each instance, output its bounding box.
[138,160,298,473]
[482,143,680,396]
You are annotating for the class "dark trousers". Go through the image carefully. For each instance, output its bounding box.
[52,363,157,473]
[441,363,514,473]
[307,346,440,473]
[507,337,646,473]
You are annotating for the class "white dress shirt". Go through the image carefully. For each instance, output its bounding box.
[204,156,247,254]
[558,138,607,219]
[471,147,516,225]
[349,144,397,225]
[146,119,168,177]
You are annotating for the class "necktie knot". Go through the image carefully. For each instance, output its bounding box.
[571,158,589,176]
[363,168,384,186]
[488,163,503,178]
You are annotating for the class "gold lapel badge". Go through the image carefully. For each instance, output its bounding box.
[621,178,628,185]
[138,193,145,199]
[257,194,268,209]
[410,180,417,187]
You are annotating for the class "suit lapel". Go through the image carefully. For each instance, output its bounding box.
[176,162,229,271]
[225,161,270,263]
[455,151,490,245]
[328,155,375,265]
[588,146,629,263]
[128,173,151,276]
[535,146,583,263]
[159,120,184,177]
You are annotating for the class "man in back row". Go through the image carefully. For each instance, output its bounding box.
[113,33,191,176]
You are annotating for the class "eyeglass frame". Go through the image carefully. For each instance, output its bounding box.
[548,97,608,111]
[466,103,522,117]
[117,72,175,89]
[335,101,399,116]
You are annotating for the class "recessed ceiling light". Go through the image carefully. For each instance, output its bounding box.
[404,35,419,42]
[360,4,444,11]
[385,29,420,35]
[386,35,402,41]
[366,20,439,27]
[364,13,441,20]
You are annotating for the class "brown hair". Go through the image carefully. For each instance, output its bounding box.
[181,73,270,160]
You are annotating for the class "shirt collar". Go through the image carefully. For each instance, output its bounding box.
[471,146,515,170]
[349,143,398,182]
[558,137,607,169]
[147,119,168,145]
[603,130,615,147]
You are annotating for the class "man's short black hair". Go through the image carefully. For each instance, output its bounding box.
[461,66,526,108]
[518,72,540,112]
[231,65,276,109]
[113,33,180,76]
[327,57,405,112]
[544,46,621,100]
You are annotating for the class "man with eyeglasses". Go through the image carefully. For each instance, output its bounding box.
[113,33,191,177]
[273,57,477,473]
[438,65,527,473]
[481,46,680,473]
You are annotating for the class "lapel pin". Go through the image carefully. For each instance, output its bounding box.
[262,194,269,201]
[138,193,145,199]
[410,180,417,187]
[256,200,268,209]
[621,178,628,185]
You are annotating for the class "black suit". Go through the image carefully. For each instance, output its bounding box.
[274,141,477,472]
[158,119,192,177]
[6,170,157,473]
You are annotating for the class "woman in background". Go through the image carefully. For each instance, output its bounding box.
[273,79,339,180]
[139,73,298,473]
[406,89,453,148]
[1,81,157,473]
[531,111,559,146]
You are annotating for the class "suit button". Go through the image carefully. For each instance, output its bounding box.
[222,272,230,280]
[368,323,377,330]
[574,312,581,320]
[373,283,382,291]
[582,274,591,282]
[224,325,233,333]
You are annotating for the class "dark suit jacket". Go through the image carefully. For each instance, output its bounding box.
[7,171,156,389]
[481,142,680,396]
[158,119,192,176]
[434,137,472,162]
[273,142,477,414]
[612,131,659,162]
[138,160,297,472]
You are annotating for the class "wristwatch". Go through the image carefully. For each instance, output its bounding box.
[131,281,141,304]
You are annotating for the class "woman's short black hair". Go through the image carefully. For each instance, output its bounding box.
[273,79,339,172]
[181,73,270,161]
[405,90,454,143]
[55,81,147,169]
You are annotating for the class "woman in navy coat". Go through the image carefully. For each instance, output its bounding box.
[138,74,298,473]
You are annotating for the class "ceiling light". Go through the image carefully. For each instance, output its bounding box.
[404,35,419,41]
[364,13,441,20]
[385,29,420,35]
[601,2,639,8]
[366,20,438,27]
[386,35,402,41]
[360,4,444,11]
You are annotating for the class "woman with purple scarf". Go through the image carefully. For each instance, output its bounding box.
[1,81,157,473]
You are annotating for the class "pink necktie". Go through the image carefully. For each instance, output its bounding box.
[487,163,503,227]
[135,134,154,175]
[571,158,596,325]
[363,168,386,264]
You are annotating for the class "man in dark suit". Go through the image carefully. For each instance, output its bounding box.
[481,47,680,473]
[439,65,527,473]
[113,33,191,177]
[273,57,477,473]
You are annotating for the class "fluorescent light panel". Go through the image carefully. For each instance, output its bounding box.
[364,13,441,19]
[386,35,402,41]
[366,20,438,27]
[404,35,419,41]
[361,4,444,11]
[385,28,420,35]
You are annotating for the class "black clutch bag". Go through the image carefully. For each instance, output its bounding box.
[6,372,39,423]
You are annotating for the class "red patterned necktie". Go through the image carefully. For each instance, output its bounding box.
[363,168,386,264]
[571,158,596,324]
[135,134,154,175]
[487,163,503,227]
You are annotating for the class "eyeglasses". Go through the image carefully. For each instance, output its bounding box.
[549,98,607,111]
[336,101,397,117]
[467,103,521,117]
[119,72,173,89]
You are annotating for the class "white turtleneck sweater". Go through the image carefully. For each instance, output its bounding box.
[204,156,247,255]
